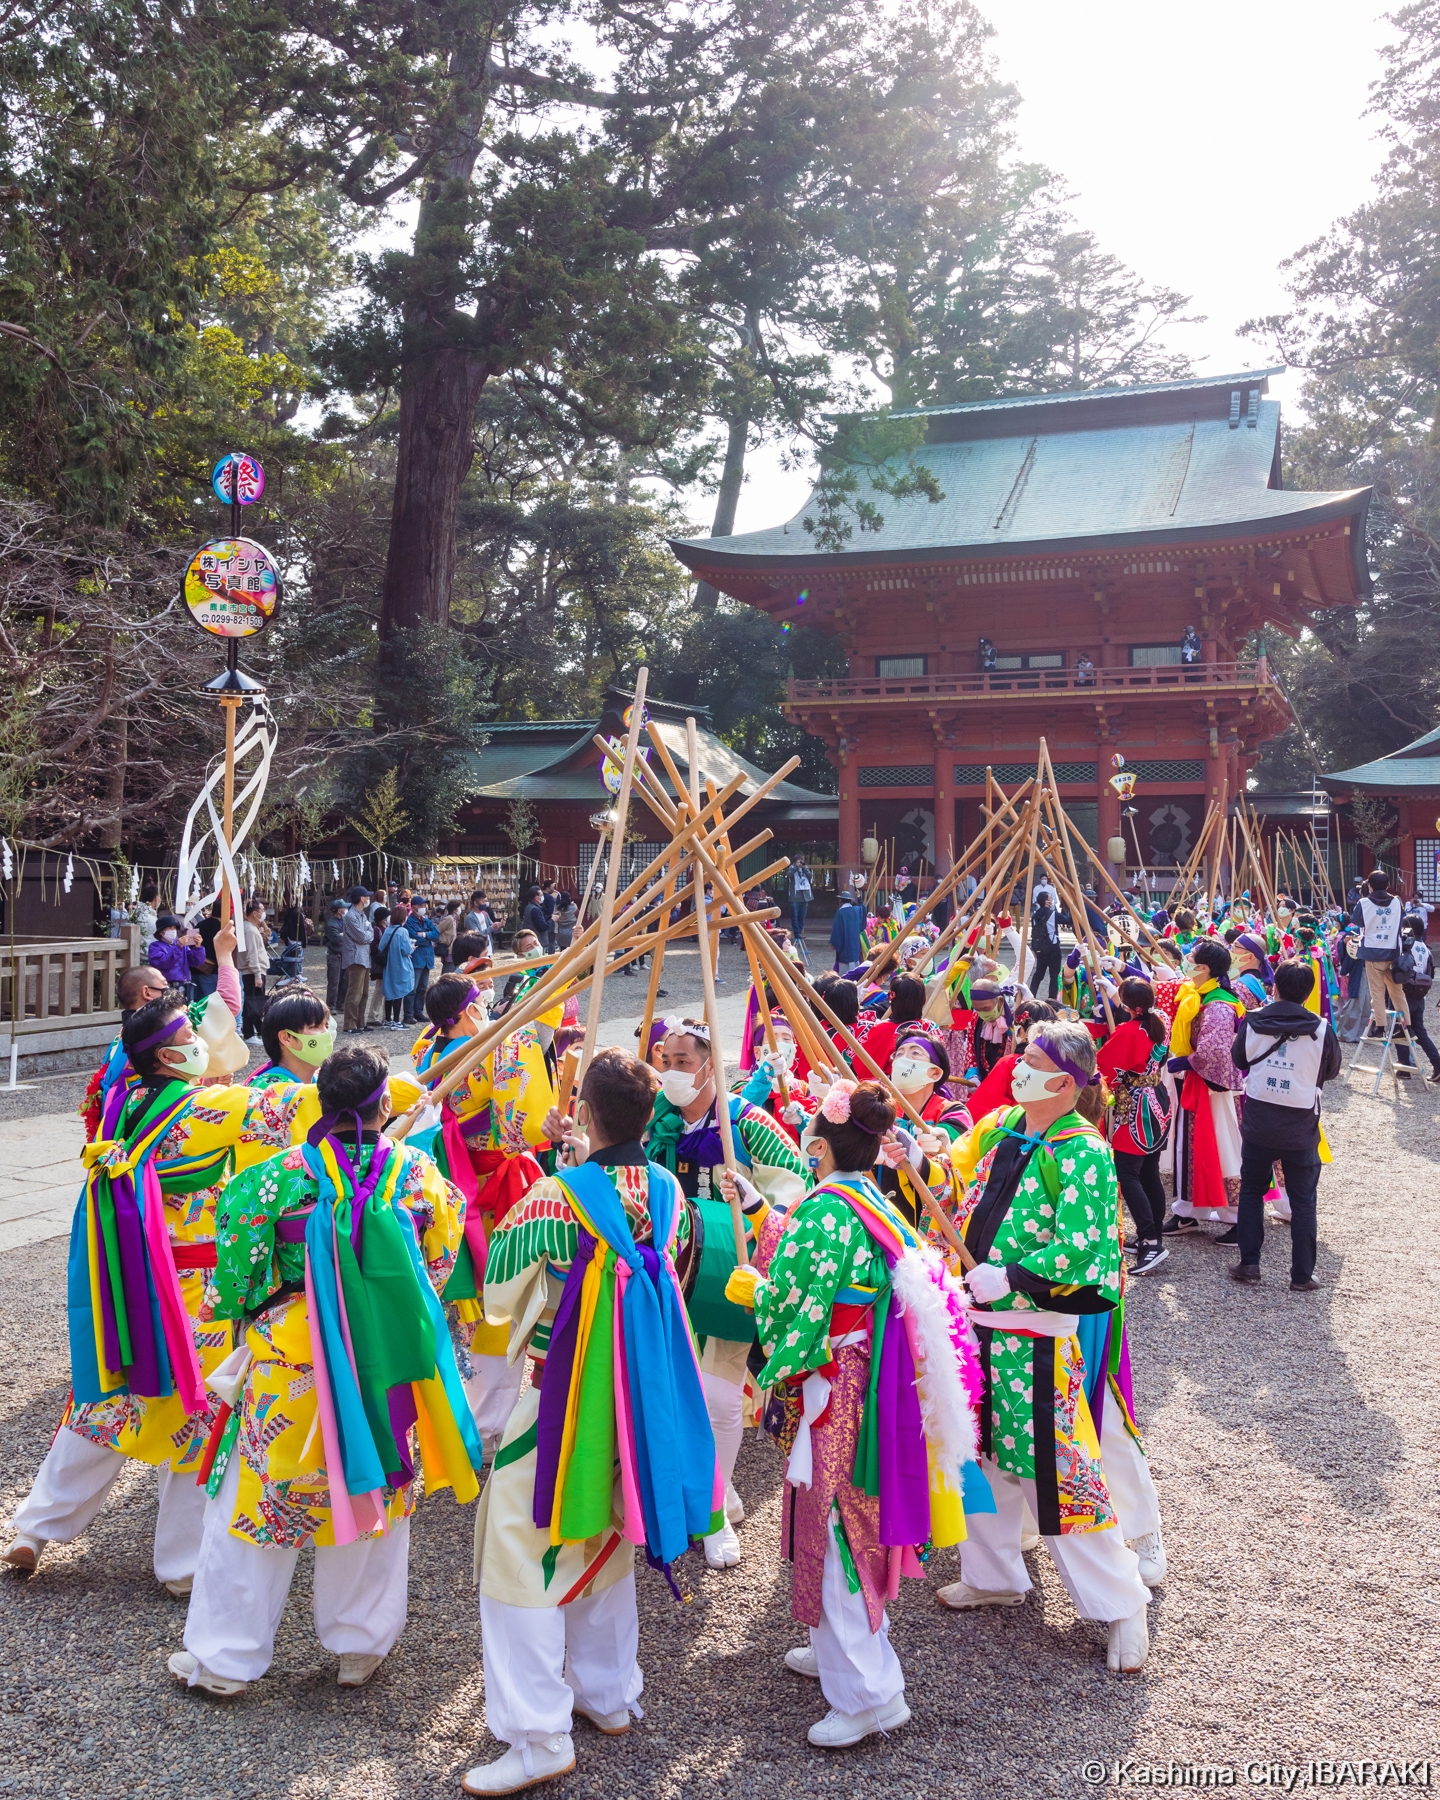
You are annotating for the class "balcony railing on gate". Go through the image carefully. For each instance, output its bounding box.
[787,659,1273,705]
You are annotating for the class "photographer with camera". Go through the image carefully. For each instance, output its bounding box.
[1227,960,1341,1292]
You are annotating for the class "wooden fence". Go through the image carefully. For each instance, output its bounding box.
[0,927,142,1059]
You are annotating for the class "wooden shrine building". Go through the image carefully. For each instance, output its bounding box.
[671,370,1373,886]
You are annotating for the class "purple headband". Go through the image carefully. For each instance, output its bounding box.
[1030,1029,1100,1089]
[130,1012,187,1055]
[437,984,481,1031]
[1235,933,1274,985]
[305,1076,390,1148]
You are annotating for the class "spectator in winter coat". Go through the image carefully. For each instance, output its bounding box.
[340,886,375,1033]
[134,880,160,952]
[1228,958,1341,1290]
[405,897,440,1019]
[829,893,864,969]
[378,909,416,1028]
[1031,893,1064,999]
[235,898,272,1043]
[145,914,205,991]
[1398,912,1440,1081]
[437,899,461,966]
[323,898,348,1012]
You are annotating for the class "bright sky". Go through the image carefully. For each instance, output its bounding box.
[729,0,1394,535]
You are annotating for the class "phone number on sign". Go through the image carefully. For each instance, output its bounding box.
[1078,1764,1433,1790]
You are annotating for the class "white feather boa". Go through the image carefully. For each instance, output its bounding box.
[890,1244,984,1489]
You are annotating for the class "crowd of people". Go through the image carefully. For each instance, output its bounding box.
[3,840,1418,1790]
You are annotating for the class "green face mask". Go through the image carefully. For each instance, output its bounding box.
[284,1027,335,1067]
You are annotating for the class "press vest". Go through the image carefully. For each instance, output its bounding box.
[1357,895,1403,958]
[1241,1022,1326,1111]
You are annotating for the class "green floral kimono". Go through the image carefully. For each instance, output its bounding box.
[957,1110,1124,1534]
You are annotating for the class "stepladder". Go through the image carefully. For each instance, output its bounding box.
[1343,1007,1414,1095]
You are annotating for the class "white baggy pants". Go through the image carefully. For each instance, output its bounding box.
[701,1336,750,1514]
[183,1456,411,1682]
[960,1456,1149,1622]
[479,1574,643,1747]
[809,1512,904,1715]
[464,1354,527,1457]
[1099,1393,1162,1542]
[11,1424,208,1584]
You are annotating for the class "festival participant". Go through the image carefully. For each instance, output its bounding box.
[721,1079,982,1748]
[961,999,1056,1122]
[1227,932,1273,1011]
[1228,960,1341,1290]
[947,975,1012,1089]
[169,1046,483,1698]
[1096,979,1173,1274]
[3,935,255,1588]
[853,973,939,1072]
[464,1050,719,1794]
[416,970,554,1458]
[643,1017,807,1569]
[939,1022,1152,1671]
[1398,913,1440,1082]
[78,965,170,1140]
[740,1015,814,1131]
[1163,939,1245,1241]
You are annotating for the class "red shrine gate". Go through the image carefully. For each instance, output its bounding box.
[672,371,1372,887]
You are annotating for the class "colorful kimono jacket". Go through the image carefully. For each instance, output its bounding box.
[415,1024,554,1342]
[955,1107,1124,1535]
[646,1092,806,1345]
[203,1134,479,1549]
[65,1078,253,1471]
[474,1156,713,1607]
[235,1066,426,1173]
[753,1173,980,1633]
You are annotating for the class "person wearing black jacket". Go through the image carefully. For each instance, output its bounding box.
[1228,960,1341,1291]
[1030,893,1064,999]
[1398,913,1440,1082]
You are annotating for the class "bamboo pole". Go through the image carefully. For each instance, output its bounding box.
[578,670,649,1077]
[1035,742,1115,1027]
[685,721,748,1270]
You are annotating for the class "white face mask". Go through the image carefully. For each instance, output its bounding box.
[474,987,495,1010]
[660,1068,705,1108]
[892,1055,934,1093]
[1010,1058,1065,1103]
[767,1039,797,1072]
[163,1036,210,1080]
[160,929,178,943]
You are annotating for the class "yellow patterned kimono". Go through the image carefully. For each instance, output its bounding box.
[235,1069,425,1172]
[204,1138,468,1548]
[65,1083,252,1472]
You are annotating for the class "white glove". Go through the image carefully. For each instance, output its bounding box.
[718,1167,765,1214]
[964,1261,1011,1305]
[806,1068,833,1098]
[782,1099,806,1126]
[893,1125,925,1173]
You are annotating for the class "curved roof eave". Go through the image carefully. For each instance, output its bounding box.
[670,490,1373,585]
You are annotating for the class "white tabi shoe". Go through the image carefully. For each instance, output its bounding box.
[1106,1607,1150,1673]
[1019,1530,1042,1552]
[2,1534,42,1572]
[703,1522,741,1568]
[935,1581,1026,1610]
[338,1652,384,1687]
[573,1702,631,1735]
[807,1693,911,1748]
[724,1484,745,1525]
[784,1645,820,1679]
[1126,1531,1168,1588]
[167,1650,247,1698]
[163,1574,193,1598]
[462,1735,576,1795]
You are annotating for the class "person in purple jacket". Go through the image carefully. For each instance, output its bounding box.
[145,914,205,995]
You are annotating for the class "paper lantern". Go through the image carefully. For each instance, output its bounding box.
[1106,836,1128,864]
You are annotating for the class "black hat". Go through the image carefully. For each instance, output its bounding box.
[347,885,372,902]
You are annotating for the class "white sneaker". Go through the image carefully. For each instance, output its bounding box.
[462,1735,576,1794]
[703,1522,741,1568]
[163,1574,193,1598]
[337,1652,384,1687]
[807,1693,911,1748]
[573,1702,631,1734]
[2,1534,42,1572]
[1106,1607,1150,1673]
[935,1580,1026,1610]
[1127,1531,1168,1587]
[167,1649,247,1698]
[784,1645,820,1679]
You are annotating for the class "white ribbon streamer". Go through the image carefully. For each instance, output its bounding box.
[175,703,279,926]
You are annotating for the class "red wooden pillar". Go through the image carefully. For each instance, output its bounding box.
[1097,768,1122,884]
[839,773,860,888]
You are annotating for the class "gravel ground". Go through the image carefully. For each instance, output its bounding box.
[3,1073,1439,1795]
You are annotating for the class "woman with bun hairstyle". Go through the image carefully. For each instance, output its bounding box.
[722,1080,982,1751]
[1164,937,1245,1239]
[1096,979,1174,1276]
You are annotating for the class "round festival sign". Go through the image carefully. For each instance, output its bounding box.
[211,454,265,506]
[183,537,281,638]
